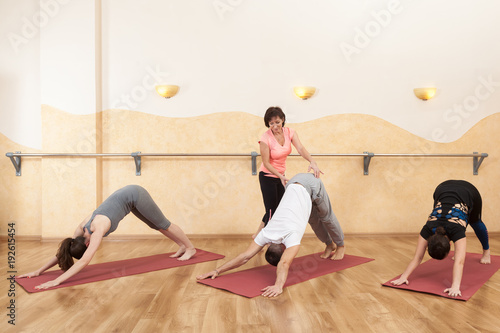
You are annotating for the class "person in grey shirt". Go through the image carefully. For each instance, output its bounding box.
[288,173,345,260]
[19,185,196,290]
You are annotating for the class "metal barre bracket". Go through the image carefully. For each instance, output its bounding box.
[6,151,22,176]
[251,151,258,175]
[473,152,487,175]
[132,152,141,176]
[363,152,374,175]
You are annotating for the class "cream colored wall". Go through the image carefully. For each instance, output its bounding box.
[3,106,496,238]
[39,105,98,238]
[0,134,41,237]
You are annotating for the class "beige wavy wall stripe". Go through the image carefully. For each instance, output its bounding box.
[1,106,499,237]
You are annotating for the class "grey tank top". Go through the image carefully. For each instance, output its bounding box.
[84,185,140,237]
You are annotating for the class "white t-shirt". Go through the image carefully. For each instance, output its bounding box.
[254,184,312,248]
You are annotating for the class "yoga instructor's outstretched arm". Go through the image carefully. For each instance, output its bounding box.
[261,245,300,298]
[291,133,322,178]
[196,241,263,280]
[260,141,289,187]
[391,235,428,286]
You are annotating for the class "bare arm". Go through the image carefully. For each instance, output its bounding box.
[73,213,92,238]
[260,141,289,186]
[34,230,104,290]
[261,245,300,297]
[291,132,322,177]
[18,215,92,279]
[196,241,263,280]
[391,235,428,285]
[445,238,466,297]
[17,256,59,278]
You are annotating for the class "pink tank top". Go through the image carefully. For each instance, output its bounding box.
[259,127,295,177]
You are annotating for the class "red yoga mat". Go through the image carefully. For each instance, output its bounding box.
[198,252,374,298]
[16,249,224,293]
[382,252,500,301]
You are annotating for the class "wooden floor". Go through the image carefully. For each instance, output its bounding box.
[3,235,500,333]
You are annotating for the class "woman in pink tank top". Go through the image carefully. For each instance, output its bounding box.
[253,106,322,238]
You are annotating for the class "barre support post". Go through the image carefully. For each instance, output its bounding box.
[132,152,141,176]
[251,151,258,175]
[363,152,374,175]
[6,152,22,176]
[473,152,487,175]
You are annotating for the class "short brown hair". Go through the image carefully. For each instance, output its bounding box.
[264,106,286,128]
[265,243,284,266]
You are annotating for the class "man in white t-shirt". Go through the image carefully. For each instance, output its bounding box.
[197,173,345,297]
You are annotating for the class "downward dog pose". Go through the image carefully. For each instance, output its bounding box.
[391,180,490,297]
[18,185,196,289]
[198,173,344,297]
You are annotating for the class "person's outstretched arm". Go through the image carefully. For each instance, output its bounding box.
[34,229,105,290]
[73,213,92,238]
[391,235,428,286]
[444,238,466,297]
[17,256,59,279]
[291,132,323,178]
[260,141,289,186]
[18,214,93,279]
[196,241,263,280]
[261,245,300,297]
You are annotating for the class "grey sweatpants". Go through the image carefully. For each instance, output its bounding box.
[287,173,344,246]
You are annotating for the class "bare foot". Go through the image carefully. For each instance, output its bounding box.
[178,248,196,261]
[170,246,186,258]
[480,249,491,264]
[320,243,335,259]
[330,246,345,260]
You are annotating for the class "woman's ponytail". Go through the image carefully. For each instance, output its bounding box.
[435,226,447,236]
[56,236,87,271]
[427,226,450,260]
[56,238,74,271]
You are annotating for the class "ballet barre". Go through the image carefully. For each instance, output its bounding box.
[5,151,488,176]
[287,152,488,176]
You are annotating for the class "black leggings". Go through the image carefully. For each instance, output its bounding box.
[259,172,285,225]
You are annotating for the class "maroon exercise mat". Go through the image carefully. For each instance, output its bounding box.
[383,252,500,301]
[17,249,224,293]
[198,252,374,298]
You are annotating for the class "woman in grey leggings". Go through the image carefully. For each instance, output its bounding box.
[18,185,196,290]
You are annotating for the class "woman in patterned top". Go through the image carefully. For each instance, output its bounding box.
[391,180,491,297]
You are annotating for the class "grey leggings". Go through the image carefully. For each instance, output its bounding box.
[128,186,172,231]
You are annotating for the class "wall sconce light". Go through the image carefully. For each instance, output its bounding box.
[155,85,179,99]
[413,87,436,101]
[293,86,316,100]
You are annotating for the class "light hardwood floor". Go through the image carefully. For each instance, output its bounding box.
[2,235,500,333]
